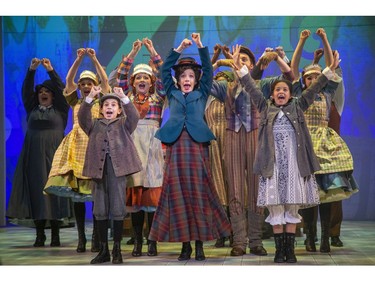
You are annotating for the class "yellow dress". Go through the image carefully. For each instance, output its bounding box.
[44,90,101,202]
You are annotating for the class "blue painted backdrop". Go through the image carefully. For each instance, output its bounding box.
[3,16,375,221]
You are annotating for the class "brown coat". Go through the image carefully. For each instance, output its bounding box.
[78,100,142,179]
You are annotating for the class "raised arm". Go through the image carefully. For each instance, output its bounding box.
[290,29,311,82]
[316,28,334,68]
[65,48,85,93]
[116,40,143,93]
[86,48,111,94]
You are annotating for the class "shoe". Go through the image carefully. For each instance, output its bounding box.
[230,246,246,256]
[249,246,268,256]
[331,236,344,247]
[214,237,225,248]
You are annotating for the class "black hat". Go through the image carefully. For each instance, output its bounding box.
[100,93,122,107]
[35,80,56,94]
[240,46,256,65]
[172,57,202,71]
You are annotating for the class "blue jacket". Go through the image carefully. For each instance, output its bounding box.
[155,46,215,144]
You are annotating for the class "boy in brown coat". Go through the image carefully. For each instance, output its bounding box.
[78,86,142,264]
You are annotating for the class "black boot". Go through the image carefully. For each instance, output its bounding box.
[90,220,110,264]
[273,233,285,263]
[131,211,144,257]
[320,203,331,253]
[320,220,331,253]
[214,237,225,248]
[178,242,192,261]
[195,240,205,261]
[147,212,157,256]
[304,222,317,252]
[112,220,123,264]
[50,220,61,247]
[285,233,297,263]
[74,202,87,252]
[147,240,158,256]
[91,216,100,252]
[33,220,46,247]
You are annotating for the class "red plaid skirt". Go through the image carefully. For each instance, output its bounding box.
[148,130,232,242]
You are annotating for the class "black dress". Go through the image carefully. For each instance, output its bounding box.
[6,68,73,226]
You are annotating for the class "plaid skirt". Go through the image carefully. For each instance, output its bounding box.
[148,130,232,242]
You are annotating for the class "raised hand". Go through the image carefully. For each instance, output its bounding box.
[88,85,102,99]
[41,58,53,71]
[77,48,86,58]
[113,86,126,99]
[232,44,242,71]
[30,58,41,70]
[191,33,203,48]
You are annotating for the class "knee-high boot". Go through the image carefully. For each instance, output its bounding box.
[195,240,205,261]
[301,207,317,252]
[33,220,46,247]
[74,202,86,252]
[112,220,124,264]
[50,220,61,247]
[131,211,144,257]
[91,214,100,252]
[285,233,297,263]
[273,233,285,263]
[147,212,157,256]
[319,203,332,253]
[90,219,110,264]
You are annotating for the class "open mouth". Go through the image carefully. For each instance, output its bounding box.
[183,83,191,91]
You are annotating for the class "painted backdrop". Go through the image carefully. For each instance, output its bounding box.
[3,16,375,221]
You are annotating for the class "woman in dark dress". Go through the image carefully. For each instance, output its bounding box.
[6,58,72,247]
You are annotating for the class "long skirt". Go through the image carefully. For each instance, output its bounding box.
[148,130,232,242]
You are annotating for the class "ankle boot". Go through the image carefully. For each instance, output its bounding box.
[50,220,61,247]
[304,222,317,252]
[178,242,192,261]
[33,220,46,247]
[195,240,205,261]
[214,237,225,248]
[320,220,331,253]
[90,220,110,264]
[285,233,297,263]
[147,240,158,256]
[273,233,285,263]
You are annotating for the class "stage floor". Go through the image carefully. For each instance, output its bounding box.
[1,220,374,272]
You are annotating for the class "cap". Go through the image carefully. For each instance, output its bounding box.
[172,57,202,71]
[100,93,121,107]
[240,46,256,65]
[131,63,154,78]
[78,70,99,85]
